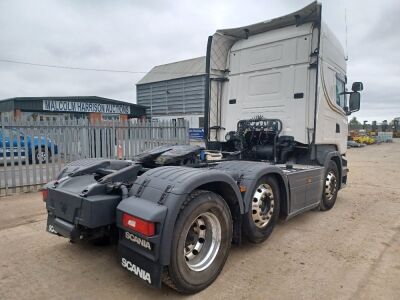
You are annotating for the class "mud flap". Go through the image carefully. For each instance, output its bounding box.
[46,214,80,240]
[118,243,162,288]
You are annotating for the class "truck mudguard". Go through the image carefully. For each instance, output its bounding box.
[211,161,290,217]
[116,196,168,261]
[117,166,244,265]
[316,146,345,189]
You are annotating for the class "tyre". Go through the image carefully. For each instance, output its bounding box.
[319,160,339,211]
[163,190,232,294]
[35,147,51,164]
[243,176,280,244]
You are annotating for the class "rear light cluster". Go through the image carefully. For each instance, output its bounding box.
[122,213,155,237]
[42,189,49,202]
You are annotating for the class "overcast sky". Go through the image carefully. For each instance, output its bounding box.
[0,0,399,122]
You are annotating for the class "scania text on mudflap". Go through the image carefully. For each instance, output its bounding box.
[43,2,363,294]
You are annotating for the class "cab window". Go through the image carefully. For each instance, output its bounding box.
[336,77,346,109]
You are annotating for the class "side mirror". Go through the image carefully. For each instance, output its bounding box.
[352,82,363,92]
[348,92,360,114]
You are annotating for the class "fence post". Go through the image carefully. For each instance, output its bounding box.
[1,117,9,195]
[0,116,190,195]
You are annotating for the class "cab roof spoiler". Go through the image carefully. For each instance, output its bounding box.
[215,1,321,39]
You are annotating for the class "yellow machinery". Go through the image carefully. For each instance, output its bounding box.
[368,121,378,136]
[353,135,375,145]
[352,129,376,144]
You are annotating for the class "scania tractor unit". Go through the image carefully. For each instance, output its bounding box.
[44,2,363,294]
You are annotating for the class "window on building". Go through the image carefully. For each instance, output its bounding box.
[198,117,204,128]
[336,77,346,109]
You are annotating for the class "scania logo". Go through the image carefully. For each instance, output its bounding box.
[125,231,152,250]
[121,257,151,284]
[48,224,58,234]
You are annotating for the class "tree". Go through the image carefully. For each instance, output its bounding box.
[349,117,361,126]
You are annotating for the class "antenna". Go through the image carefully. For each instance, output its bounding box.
[345,8,349,61]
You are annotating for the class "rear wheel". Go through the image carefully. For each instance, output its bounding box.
[163,190,232,294]
[243,176,280,243]
[319,160,339,211]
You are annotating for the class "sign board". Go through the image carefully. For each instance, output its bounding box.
[43,100,131,114]
[189,128,204,140]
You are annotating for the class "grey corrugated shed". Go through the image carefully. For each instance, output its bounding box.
[137,57,206,85]
[137,75,205,116]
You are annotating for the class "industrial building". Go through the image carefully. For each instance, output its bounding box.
[136,57,206,138]
[0,96,146,123]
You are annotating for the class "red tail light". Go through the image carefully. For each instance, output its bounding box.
[122,213,155,237]
[41,189,49,202]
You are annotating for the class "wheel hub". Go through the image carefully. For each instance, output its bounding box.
[325,171,337,201]
[184,212,221,272]
[251,183,274,228]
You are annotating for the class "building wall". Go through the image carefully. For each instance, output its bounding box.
[137,75,206,119]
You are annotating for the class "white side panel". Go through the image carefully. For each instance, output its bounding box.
[218,24,313,143]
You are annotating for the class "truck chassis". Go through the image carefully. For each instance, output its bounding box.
[44,136,345,293]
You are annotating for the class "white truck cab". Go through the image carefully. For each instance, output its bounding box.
[205,1,362,158]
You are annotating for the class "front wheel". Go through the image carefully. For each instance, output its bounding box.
[318,160,339,211]
[163,190,232,294]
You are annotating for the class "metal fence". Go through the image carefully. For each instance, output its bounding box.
[0,117,188,196]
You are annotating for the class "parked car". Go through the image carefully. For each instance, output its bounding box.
[0,128,58,163]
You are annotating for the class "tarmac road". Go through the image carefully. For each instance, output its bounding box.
[0,141,399,299]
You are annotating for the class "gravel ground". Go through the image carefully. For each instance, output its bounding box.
[0,141,399,300]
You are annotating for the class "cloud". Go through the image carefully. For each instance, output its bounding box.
[0,0,398,122]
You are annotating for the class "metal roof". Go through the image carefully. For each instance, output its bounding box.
[137,57,206,85]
